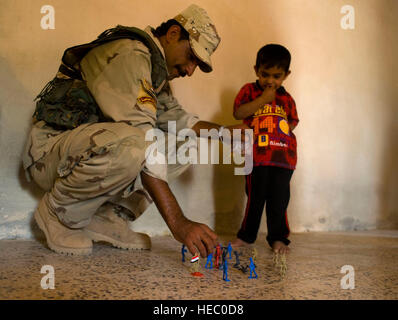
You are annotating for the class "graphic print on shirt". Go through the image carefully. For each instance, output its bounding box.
[251,102,290,150]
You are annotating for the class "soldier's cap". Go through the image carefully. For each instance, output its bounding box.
[174,4,221,73]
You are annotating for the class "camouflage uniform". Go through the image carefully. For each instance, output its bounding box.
[23,4,221,254]
[23,27,200,228]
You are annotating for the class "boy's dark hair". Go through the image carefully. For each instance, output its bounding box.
[255,44,291,72]
[153,19,190,41]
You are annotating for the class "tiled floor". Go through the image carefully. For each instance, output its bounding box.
[0,231,397,300]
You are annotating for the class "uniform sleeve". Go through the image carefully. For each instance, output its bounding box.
[156,82,200,134]
[80,39,157,132]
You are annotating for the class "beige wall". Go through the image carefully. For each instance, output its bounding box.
[0,0,397,239]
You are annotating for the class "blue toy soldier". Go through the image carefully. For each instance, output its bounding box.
[181,244,187,262]
[223,258,230,282]
[205,253,213,269]
[227,242,233,259]
[248,257,258,279]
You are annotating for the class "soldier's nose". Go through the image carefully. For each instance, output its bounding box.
[186,62,198,77]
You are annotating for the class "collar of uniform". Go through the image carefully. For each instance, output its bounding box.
[144,26,169,78]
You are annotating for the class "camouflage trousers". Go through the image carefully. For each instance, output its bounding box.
[29,122,167,229]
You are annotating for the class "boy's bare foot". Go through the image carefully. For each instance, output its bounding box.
[271,241,290,254]
[230,238,251,249]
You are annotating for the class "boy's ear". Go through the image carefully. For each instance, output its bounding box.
[284,70,291,79]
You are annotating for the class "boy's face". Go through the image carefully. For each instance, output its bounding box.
[254,65,291,90]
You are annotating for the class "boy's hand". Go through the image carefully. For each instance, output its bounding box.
[260,84,276,104]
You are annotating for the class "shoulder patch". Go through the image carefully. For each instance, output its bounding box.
[140,79,156,99]
[136,79,157,113]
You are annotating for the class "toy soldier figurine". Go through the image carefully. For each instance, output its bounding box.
[251,247,258,262]
[205,252,213,269]
[214,244,222,269]
[227,242,233,259]
[220,246,228,270]
[223,258,230,282]
[279,253,287,279]
[233,250,241,268]
[190,254,203,277]
[248,257,258,279]
[181,244,188,262]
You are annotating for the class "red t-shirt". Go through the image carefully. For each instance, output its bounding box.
[234,82,299,169]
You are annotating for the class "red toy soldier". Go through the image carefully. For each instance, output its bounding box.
[214,244,222,269]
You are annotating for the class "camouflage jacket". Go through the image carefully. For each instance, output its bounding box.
[23,26,199,182]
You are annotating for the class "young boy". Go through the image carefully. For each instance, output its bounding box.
[231,44,299,254]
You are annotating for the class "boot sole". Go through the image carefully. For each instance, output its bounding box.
[34,208,92,255]
[84,229,151,250]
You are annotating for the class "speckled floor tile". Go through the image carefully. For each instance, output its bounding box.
[0,231,397,300]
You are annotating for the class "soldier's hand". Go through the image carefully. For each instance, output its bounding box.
[222,124,252,156]
[224,124,251,142]
[172,217,218,258]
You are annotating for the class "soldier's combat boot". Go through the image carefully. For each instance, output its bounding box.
[83,203,151,250]
[34,193,93,255]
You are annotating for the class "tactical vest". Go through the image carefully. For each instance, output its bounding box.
[33,25,167,130]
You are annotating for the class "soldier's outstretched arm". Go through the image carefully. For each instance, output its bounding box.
[140,172,218,258]
[191,121,250,139]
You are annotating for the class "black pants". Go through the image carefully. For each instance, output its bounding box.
[237,166,294,247]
